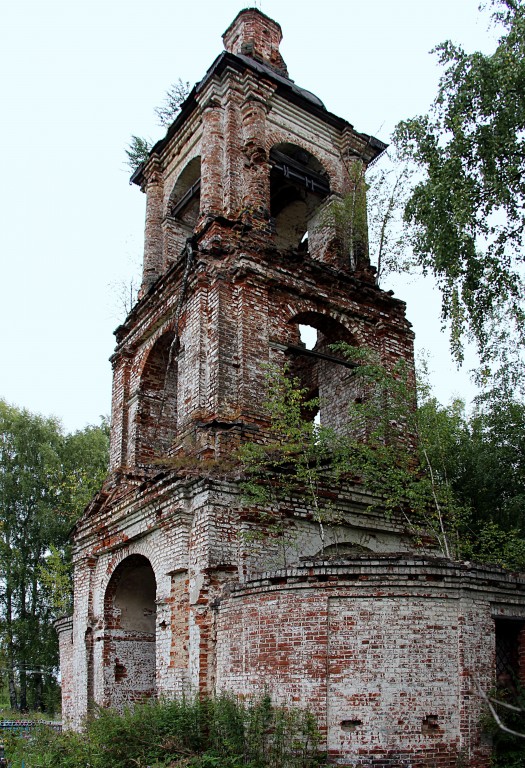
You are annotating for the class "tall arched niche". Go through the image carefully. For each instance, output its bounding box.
[103,554,157,709]
[136,331,178,464]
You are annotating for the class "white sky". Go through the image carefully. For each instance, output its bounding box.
[0,0,498,433]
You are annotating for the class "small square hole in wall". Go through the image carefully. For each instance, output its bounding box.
[341,719,362,732]
[114,660,127,682]
[421,715,440,734]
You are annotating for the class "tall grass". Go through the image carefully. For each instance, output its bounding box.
[6,694,324,768]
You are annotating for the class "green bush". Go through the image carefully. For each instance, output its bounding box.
[484,683,525,768]
[6,694,324,768]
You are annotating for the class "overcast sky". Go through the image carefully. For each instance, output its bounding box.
[0,0,499,433]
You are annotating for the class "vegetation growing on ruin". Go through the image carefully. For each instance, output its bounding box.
[318,149,412,285]
[239,355,463,560]
[240,357,525,570]
[6,695,323,768]
[125,79,191,172]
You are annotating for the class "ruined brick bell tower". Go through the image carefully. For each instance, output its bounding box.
[57,10,525,766]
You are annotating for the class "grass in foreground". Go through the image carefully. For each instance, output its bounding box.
[6,694,324,768]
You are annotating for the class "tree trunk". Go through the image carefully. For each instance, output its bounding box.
[34,673,43,712]
[8,672,17,711]
[19,669,27,712]
[19,577,27,711]
[6,585,18,710]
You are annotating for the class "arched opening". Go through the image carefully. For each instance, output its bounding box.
[103,555,157,709]
[166,157,201,261]
[284,312,364,433]
[137,332,178,464]
[270,144,330,252]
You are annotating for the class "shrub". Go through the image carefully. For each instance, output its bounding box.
[6,694,324,768]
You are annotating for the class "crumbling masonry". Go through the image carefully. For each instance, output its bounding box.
[57,10,525,766]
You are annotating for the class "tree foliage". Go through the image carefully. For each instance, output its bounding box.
[418,389,525,570]
[319,160,369,270]
[394,0,525,375]
[317,151,413,284]
[124,135,152,174]
[0,402,109,712]
[154,78,191,128]
[239,370,336,560]
[366,152,414,283]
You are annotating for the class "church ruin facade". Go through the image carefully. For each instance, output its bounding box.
[57,10,525,766]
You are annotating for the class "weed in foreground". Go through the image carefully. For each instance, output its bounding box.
[6,694,324,768]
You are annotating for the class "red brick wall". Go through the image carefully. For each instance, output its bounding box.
[223,10,287,76]
[215,561,517,767]
[55,617,74,725]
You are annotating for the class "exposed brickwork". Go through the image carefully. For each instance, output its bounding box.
[55,617,74,726]
[216,561,525,768]
[58,9,525,766]
[223,9,288,77]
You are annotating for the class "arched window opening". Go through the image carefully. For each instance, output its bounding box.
[285,312,361,433]
[166,157,201,261]
[103,555,157,709]
[137,332,178,464]
[270,144,330,253]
